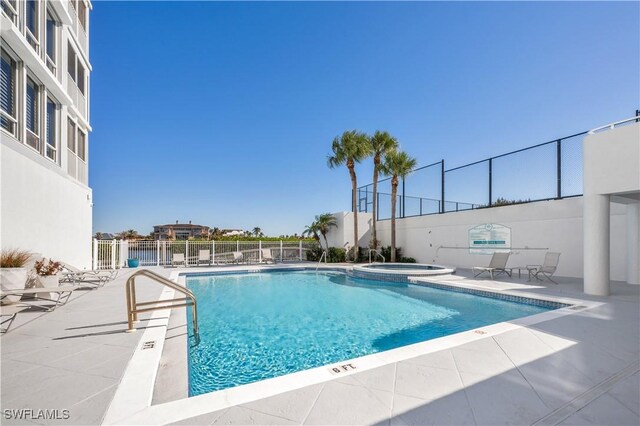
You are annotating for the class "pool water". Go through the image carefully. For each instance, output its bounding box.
[186,271,553,396]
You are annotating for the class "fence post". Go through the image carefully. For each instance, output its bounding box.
[488,158,493,206]
[299,240,303,261]
[156,241,160,266]
[185,240,189,267]
[259,240,262,263]
[212,240,215,264]
[556,139,562,199]
[121,240,128,268]
[441,160,445,213]
[111,239,116,270]
[92,238,98,270]
[280,240,283,262]
[236,240,239,253]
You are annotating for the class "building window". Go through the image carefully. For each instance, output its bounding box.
[67,118,75,152]
[77,128,85,161]
[26,77,40,151]
[26,0,39,52]
[1,0,18,25]
[78,1,87,31]
[0,49,17,137]
[67,43,85,95]
[46,12,56,74]
[46,98,57,161]
[67,42,76,82]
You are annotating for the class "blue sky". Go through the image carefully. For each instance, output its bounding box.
[90,1,639,236]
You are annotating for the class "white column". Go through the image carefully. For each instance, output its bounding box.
[92,238,98,270]
[258,240,262,263]
[627,203,640,285]
[584,194,610,295]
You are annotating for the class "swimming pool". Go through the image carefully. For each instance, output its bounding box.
[186,270,560,396]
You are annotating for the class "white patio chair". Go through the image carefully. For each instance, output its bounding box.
[528,252,561,284]
[60,262,117,288]
[172,253,186,267]
[472,252,511,280]
[232,251,244,264]
[198,249,211,266]
[260,249,275,264]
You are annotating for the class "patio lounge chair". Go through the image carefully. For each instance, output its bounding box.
[172,253,186,267]
[472,252,511,280]
[1,304,28,333]
[260,248,275,264]
[528,252,561,284]
[232,251,244,264]
[0,286,76,311]
[60,263,116,288]
[198,249,211,266]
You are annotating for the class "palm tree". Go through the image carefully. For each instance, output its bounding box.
[369,131,399,249]
[303,220,321,245]
[328,130,371,260]
[380,150,417,262]
[252,227,263,237]
[119,229,139,240]
[315,213,337,250]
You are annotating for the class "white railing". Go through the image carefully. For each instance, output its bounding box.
[92,239,321,270]
[68,1,88,56]
[588,116,640,135]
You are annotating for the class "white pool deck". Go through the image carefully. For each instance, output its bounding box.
[1,265,639,425]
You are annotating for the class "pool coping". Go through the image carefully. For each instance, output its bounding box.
[103,265,602,425]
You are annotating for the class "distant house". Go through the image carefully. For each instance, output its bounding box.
[222,229,245,237]
[153,221,210,240]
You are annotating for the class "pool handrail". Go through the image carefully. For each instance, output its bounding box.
[369,249,386,263]
[125,269,199,345]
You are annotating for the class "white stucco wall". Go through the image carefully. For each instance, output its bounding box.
[1,137,93,268]
[327,197,628,280]
[325,211,372,250]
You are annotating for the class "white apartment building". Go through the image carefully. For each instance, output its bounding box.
[1,0,92,267]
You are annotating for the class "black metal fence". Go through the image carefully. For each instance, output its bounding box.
[357,130,587,220]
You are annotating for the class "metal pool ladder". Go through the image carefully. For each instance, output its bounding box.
[125,269,199,345]
[369,249,386,263]
[316,251,327,271]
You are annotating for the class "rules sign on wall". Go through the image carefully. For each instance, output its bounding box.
[469,223,511,254]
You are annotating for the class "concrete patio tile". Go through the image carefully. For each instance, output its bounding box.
[240,384,324,423]
[3,337,96,365]
[493,328,556,365]
[400,349,457,371]
[451,339,515,380]
[168,409,228,426]
[336,363,396,392]
[303,381,392,425]
[2,369,116,412]
[40,342,131,376]
[394,362,463,401]
[607,372,640,415]
[547,341,630,384]
[41,384,118,425]
[212,406,297,425]
[0,359,41,380]
[1,333,56,357]
[514,353,595,409]
[560,394,640,426]
[461,369,549,425]
[390,392,476,426]
[2,365,78,407]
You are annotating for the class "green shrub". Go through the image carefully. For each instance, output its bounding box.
[328,247,346,263]
[400,257,417,263]
[306,246,323,261]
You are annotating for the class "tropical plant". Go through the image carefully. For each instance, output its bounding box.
[315,213,337,250]
[303,220,321,244]
[380,150,417,262]
[328,130,371,260]
[34,258,63,276]
[369,131,399,249]
[0,249,31,268]
[119,229,139,240]
[252,227,263,237]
